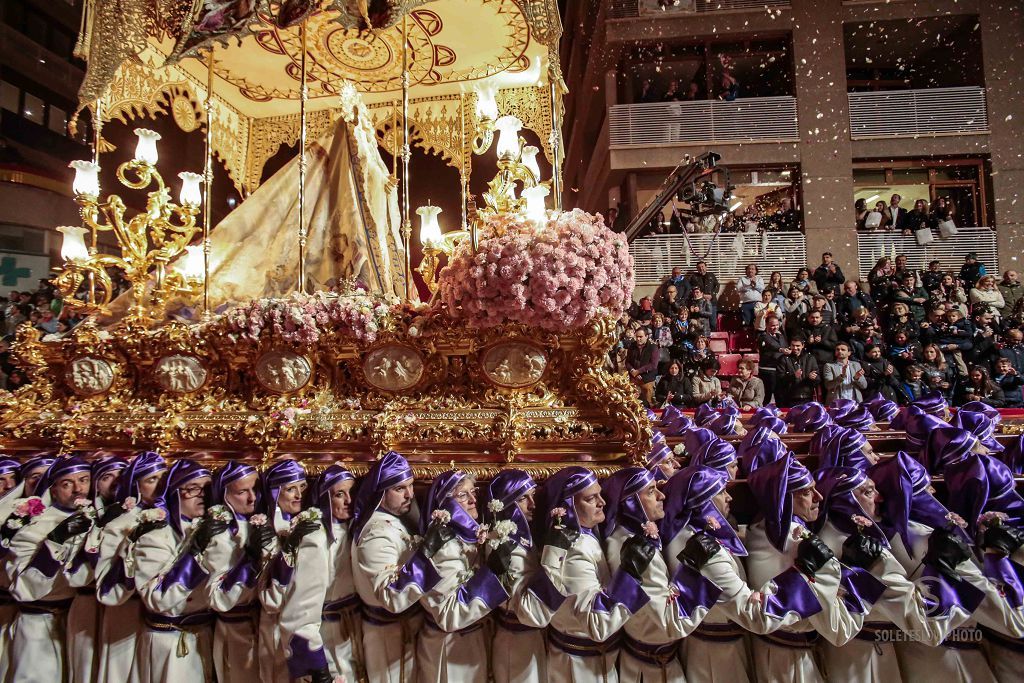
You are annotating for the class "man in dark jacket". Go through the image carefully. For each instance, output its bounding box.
[920,260,944,294]
[998,328,1024,375]
[776,338,819,407]
[999,270,1023,315]
[626,327,660,407]
[812,252,845,294]
[800,310,838,367]
[958,252,987,289]
[757,316,788,404]
[835,281,875,326]
[686,260,720,331]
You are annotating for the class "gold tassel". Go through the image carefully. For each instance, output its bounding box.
[176,629,190,658]
[74,0,95,60]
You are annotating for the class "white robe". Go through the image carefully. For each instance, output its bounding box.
[416,535,508,683]
[132,521,215,682]
[816,520,978,683]
[352,510,438,683]
[606,527,717,683]
[5,504,86,683]
[65,522,103,683]
[886,521,1024,683]
[204,521,259,683]
[542,532,651,683]
[491,541,560,683]
[744,520,872,683]
[320,523,361,682]
[665,527,825,683]
[0,486,28,682]
[94,507,144,683]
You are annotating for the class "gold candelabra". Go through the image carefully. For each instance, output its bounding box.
[56,128,204,324]
[414,204,467,296]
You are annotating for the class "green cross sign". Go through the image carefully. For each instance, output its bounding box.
[0,256,32,286]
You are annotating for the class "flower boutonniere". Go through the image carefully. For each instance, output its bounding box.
[249,513,268,527]
[642,521,660,541]
[488,519,518,550]
[207,505,233,524]
[73,498,98,521]
[851,515,874,533]
[122,497,138,512]
[431,509,452,526]
[978,511,1009,531]
[703,515,722,531]
[140,508,167,524]
[289,507,322,531]
[550,507,567,529]
[945,512,968,531]
[487,499,505,515]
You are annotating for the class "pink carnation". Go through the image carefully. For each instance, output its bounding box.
[122,497,137,512]
[642,521,659,539]
[703,515,722,531]
[14,497,45,518]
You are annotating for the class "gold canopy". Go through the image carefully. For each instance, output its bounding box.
[76,0,564,193]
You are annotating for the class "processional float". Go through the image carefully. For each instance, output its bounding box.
[0,0,732,478]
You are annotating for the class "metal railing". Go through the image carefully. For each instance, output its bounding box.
[629,232,807,285]
[848,87,989,139]
[609,97,800,148]
[856,227,997,278]
[609,0,790,19]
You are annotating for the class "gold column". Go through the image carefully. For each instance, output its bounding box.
[400,13,413,300]
[201,50,215,320]
[87,97,102,308]
[459,92,468,231]
[549,77,563,211]
[297,21,309,294]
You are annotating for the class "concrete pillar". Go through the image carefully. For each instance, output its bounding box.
[790,0,860,278]
[981,3,1024,274]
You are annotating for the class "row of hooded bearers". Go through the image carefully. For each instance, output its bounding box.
[0,404,1024,682]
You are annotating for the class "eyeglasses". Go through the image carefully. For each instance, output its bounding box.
[453,489,477,502]
[180,484,207,499]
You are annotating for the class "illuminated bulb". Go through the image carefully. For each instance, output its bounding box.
[175,244,205,281]
[416,205,443,248]
[133,128,162,164]
[178,172,203,207]
[475,84,499,121]
[522,185,549,225]
[69,160,101,197]
[520,146,541,182]
[57,226,89,262]
[494,115,523,159]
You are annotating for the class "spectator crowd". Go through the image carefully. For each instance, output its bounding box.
[0,276,101,390]
[614,249,1024,412]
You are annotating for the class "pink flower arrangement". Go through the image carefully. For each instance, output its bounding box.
[431,509,452,525]
[978,511,1009,530]
[642,521,659,539]
[14,497,45,518]
[945,512,968,529]
[249,514,268,527]
[215,292,391,346]
[550,507,568,527]
[439,210,634,332]
[122,497,137,512]
[703,515,722,531]
[851,515,874,530]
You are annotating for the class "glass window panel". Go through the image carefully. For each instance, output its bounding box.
[0,81,19,112]
[22,93,44,124]
[48,105,66,134]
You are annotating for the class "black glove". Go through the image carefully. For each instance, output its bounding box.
[841,532,884,570]
[543,524,579,551]
[981,525,1024,558]
[309,667,333,683]
[245,522,277,563]
[795,534,835,577]
[281,519,321,555]
[129,518,167,542]
[487,540,515,577]
[97,503,125,528]
[620,534,656,581]
[924,527,972,579]
[47,513,92,544]
[186,516,229,555]
[678,532,721,571]
[421,521,455,558]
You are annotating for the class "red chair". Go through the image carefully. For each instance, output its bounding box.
[709,337,729,354]
[717,353,742,377]
[730,330,756,352]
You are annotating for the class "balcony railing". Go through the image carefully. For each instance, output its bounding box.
[848,87,989,139]
[609,97,800,148]
[857,227,997,278]
[630,232,807,286]
[609,0,790,19]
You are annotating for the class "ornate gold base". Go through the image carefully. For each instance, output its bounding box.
[0,313,651,477]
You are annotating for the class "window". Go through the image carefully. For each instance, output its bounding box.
[48,105,67,135]
[0,81,19,113]
[853,160,987,228]
[22,93,44,125]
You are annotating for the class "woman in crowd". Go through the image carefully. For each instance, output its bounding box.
[753,289,782,331]
[737,265,765,326]
[970,276,1007,320]
[790,268,815,295]
[958,366,1006,407]
[655,360,688,408]
[727,360,764,410]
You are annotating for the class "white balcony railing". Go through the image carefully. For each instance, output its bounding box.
[609,0,790,19]
[609,97,800,148]
[857,227,998,278]
[630,232,807,286]
[848,87,989,139]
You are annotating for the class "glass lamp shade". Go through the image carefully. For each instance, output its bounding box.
[494,115,523,159]
[133,128,162,164]
[475,84,499,121]
[69,160,101,197]
[416,205,443,248]
[520,146,541,182]
[175,244,205,281]
[522,185,550,225]
[178,172,203,207]
[57,226,90,262]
